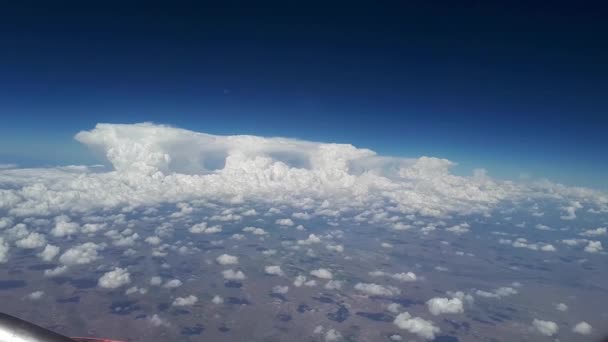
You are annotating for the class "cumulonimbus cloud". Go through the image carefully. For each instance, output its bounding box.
[0,123,605,220]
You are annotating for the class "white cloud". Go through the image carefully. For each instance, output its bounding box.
[150,276,162,286]
[324,328,342,341]
[325,244,344,253]
[580,227,606,237]
[98,267,131,289]
[172,295,198,306]
[243,226,267,235]
[310,268,333,279]
[145,236,162,245]
[572,321,592,335]
[475,286,518,299]
[222,269,246,280]
[51,216,79,237]
[148,314,170,327]
[216,254,239,265]
[560,201,582,220]
[38,244,60,261]
[532,319,558,336]
[354,283,401,296]
[44,265,68,277]
[276,218,294,226]
[445,223,470,234]
[426,297,464,315]
[324,280,343,290]
[555,303,568,312]
[59,242,103,265]
[272,285,289,294]
[584,240,603,253]
[0,238,9,263]
[189,222,222,234]
[163,279,183,288]
[15,232,46,249]
[393,312,440,340]
[27,291,44,300]
[265,265,284,276]
[297,234,321,245]
[212,295,224,304]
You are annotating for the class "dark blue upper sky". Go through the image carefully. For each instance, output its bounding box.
[1,1,607,188]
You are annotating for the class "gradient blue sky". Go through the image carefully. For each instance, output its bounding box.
[1,2,606,188]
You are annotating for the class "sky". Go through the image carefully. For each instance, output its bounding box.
[0,1,607,188]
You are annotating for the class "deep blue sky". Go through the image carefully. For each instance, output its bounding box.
[0,1,607,188]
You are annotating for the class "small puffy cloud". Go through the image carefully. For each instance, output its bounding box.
[325,244,344,253]
[222,269,246,280]
[189,222,222,234]
[44,265,68,277]
[265,265,284,276]
[555,303,568,311]
[532,319,558,336]
[572,321,592,335]
[445,223,470,234]
[51,216,79,237]
[535,224,552,231]
[354,283,401,296]
[540,244,556,252]
[584,240,603,253]
[0,238,10,263]
[125,286,147,295]
[297,234,321,245]
[27,291,44,300]
[59,242,103,265]
[216,254,239,265]
[324,328,342,341]
[324,280,343,290]
[212,295,224,304]
[148,314,170,327]
[150,276,162,286]
[392,272,417,282]
[145,236,162,245]
[580,227,606,237]
[310,268,333,279]
[38,244,60,262]
[560,201,582,220]
[98,267,131,289]
[475,286,518,299]
[272,285,289,294]
[163,279,183,288]
[387,303,402,313]
[0,217,13,229]
[393,312,440,340]
[381,242,393,249]
[276,218,294,226]
[172,295,198,306]
[15,232,46,249]
[426,297,464,315]
[243,226,267,235]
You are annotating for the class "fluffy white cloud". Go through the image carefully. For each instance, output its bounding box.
[2,123,600,222]
[555,303,568,311]
[15,232,46,249]
[584,240,603,253]
[216,254,239,265]
[580,227,606,237]
[310,268,333,279]
[297,234,321,245]
[265,265,284,276]
[172,295,198,306]
[426,297,464,315]
[243,226,267,235]
[272,285,289,294]
[222,269,246,280]
[150,276,162,286]
[163,279,183,288]
[44,265,68,277]
[532,319,558,336]
[325,280,343,290]
[27,291,44,300]
[324,328,342,341]
[354,283,401,296]
[59,242,103,265]
[445,223,470,234]
[0,237,9,263]
[475,286,518,299]
[276,218,294,226]
[393,312,440,340]
[98,267,131,289]
[212,295,224,304]
[189,222,222,234]
[572,321,592,335]
[369,271,417,282]
[51,216,79,237]
[38,244,60,261]
[148,314,170,327]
